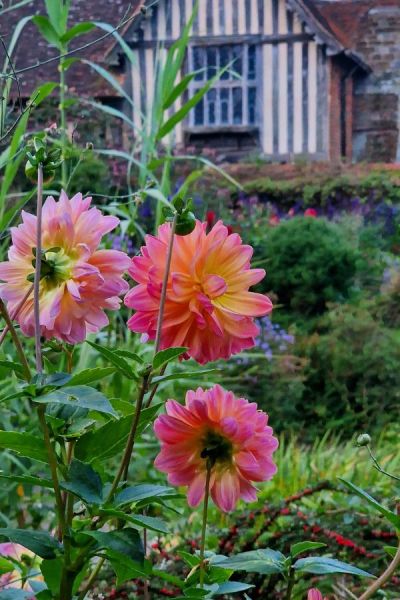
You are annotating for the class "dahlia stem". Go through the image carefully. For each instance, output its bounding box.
[154,213,177,354]
[367,445,400,482]
[77,558,105,600]
[0,285,33,346]
[199,464,212,589]
[359,537,400,600]
[34,163,43,374]
[0,299,31,382]
[107,369,151,500]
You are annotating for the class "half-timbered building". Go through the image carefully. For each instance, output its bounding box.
[3,0,400,162]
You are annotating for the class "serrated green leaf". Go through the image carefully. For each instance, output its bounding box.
[211,549,286,575]
[106,549,147,586]
[68,367,115,386]
[0,528,62,559]
[99,508,168,533]
[293,557,374,577]
[0,431,47,463]
[0,359,25,378]
[35,385,117,417]
[75,404,161,463]
[151,368,219,385]
[60,459,103,504]
[82,528,144,564]
[115,484,177,507]
[153,347,187,371]
[290,541,327,559]
[87,341,137,379]
[339,478,400,529]
[0,474,52,488]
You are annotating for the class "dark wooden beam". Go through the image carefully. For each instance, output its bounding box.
[127,33,313,49]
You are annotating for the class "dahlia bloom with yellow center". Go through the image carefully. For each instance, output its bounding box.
[125,220,273,364]
[154,385,278,512]
[0,192,130,344]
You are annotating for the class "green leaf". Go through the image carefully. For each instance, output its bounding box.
[179,551,200,568]
[384,545,397,558]
[60,22,94,43]
[0,556,15,575]
[35,385,117,417]
[293,557,374,577]
[163,72,196,110]
[60,459,103,504]
[82,60,134,107]
[60,57,78,71]
[106,549,147,586]
[153,347,188,371]
[0,474,53,488]
[32,15,61,48]
[0,528,62,559]
[290,541,327,559]
[339,478,400,528]
[0,359,25,378]
[211,549,286,575]
[99,509,168,534]
[75,403,161,463]
[115,484,177,507]
[0,591,36,600]
[215,582,255,594]
[41,558,63,594]
[82,528,144,564]
[68,367,115,386]
[0,431,47,462]
[151,369,219,385]
[87,341,137,379]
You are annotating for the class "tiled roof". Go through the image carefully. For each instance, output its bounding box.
[1,0,142,97]
[316,0,400,51]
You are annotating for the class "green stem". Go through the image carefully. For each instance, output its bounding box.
[77,557,105,600]
[199,464,212,589]
[60,50,67,189]
[34,163,43,374]
[154,213,177,354]
[359,537,400,600]
[367,445,400,482]
[0,285,34,347]
[285,567,296,600]
[37,405,66,540]
[0,299,31,381]
[107,370,151,500]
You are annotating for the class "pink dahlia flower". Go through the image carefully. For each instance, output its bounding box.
[308,589,326,600]
[0,192,130,344]
[125,220,272,364]
[153,384,278,512]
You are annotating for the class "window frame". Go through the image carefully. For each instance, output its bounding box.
[187,42,259,130]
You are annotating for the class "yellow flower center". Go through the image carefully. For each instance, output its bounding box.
[30,247,73,290]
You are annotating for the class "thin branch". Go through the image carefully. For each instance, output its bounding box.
[154,214,177,353]
[0,284,33,346]
[0,298,31,381]
[359,539,400,600]
[34,163,43,374]
[0,33,23,115]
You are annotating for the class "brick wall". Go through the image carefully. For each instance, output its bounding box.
[353,5,400,162]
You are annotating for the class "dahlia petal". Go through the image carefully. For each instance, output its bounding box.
[187,472,207,507]
[212,470,240,512]
[202,274,227,298]
[214,292,273,317]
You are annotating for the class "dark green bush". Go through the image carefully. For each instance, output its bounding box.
[258,217,358,316]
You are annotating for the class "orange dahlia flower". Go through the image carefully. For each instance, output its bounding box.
[154,385,278,512]
[125,220,272,364]
[0,192,130,344]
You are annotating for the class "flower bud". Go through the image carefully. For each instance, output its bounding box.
[357,433,372,447]
[175,210,196,236]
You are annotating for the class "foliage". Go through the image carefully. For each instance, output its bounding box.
[256,217,358,316]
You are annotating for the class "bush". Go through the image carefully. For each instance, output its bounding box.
[298,302,400,434]
[258,217,358,316]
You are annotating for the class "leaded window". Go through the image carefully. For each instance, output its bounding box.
[189,44,258,128]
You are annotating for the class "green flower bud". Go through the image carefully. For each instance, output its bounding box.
[175,210,196,236]
[357,433,372,447]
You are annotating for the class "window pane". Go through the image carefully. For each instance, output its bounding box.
[248,45,256,80]
[194,97,204,125]
[232,45,242,78]
[233,87,242,124]
[220,45,230,79]
[220,89,229,123]
[193,47,204,80]
[207,47,217,78]
[248,87,256,124]
[207,89,216,124]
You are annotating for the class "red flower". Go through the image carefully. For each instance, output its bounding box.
[304,208,317,218]
[206,210,216,229]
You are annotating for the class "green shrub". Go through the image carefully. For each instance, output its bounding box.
[258,217,358,315]
[298,302,400,435]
